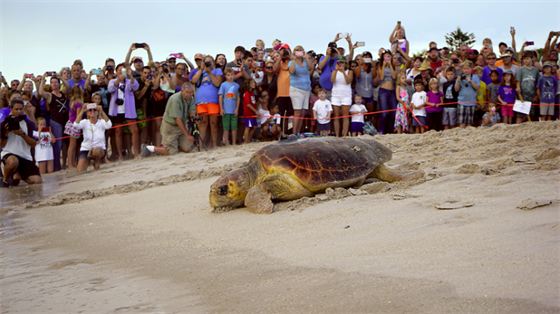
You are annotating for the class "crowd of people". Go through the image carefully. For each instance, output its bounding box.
[1,25,559,187]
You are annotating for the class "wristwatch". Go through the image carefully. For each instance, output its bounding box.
[20,133,25,138]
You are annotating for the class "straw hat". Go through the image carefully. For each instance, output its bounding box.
[418,59,432,71]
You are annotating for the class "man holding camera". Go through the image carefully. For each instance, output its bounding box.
[1,99,42,187]
[140,82,196,157]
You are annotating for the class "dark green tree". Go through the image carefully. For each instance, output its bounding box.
[445,27,476,51]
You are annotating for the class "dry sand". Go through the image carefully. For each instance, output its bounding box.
[1,121,559,313]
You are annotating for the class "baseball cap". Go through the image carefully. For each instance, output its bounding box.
[543,61,553,68]
[166,56,176,61]
[428,46,440,52]
[194,53,204,60]
[503,69,514,75]
[132,56,143,63]
[279,43,290,50]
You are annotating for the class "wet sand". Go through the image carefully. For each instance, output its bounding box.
[1,121,560,313]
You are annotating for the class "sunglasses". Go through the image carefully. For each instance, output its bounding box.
[168,60,176,63]
[88,109,97,112]
[266,66,273,69]
[487,57,496,60]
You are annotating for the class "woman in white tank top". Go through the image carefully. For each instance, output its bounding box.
[330,60,353,137]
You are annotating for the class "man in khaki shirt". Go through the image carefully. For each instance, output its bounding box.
[141,82,196,156]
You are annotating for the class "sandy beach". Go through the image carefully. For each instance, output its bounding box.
[1,121,559,313]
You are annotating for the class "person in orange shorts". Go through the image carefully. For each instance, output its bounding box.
[190,55,223,148]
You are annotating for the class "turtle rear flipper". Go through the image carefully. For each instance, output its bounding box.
[370,164,424,183]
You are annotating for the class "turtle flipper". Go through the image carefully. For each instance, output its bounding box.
[370,164,424,183]
[245,184,274,214]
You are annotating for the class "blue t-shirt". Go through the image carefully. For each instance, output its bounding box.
[536,75,558,103]
[193,68,223,105]
[218,81,240,114]
[497,85,517,104]
[457,74,480,107]
[288,60,311,91]
[481,66,503,86]
[319,56,338,90]
[0,108,31,122]
[68,78,86,90]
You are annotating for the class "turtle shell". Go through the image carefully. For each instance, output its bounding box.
[253,137,392,192]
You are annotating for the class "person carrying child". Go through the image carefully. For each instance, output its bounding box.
[218,68,240,146]
[394,73,409,134]
[34,117,55,174]
[349,94,367,136]
[313,88,333,136]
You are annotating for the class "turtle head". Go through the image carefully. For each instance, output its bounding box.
[209,169,252,209]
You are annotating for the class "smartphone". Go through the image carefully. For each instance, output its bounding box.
[397,21,401,26]
[510,26,515,34]
[147,74,152,80]
[254,61,264,67]
[294,51,304,57]
[363,58,372,63]
[92,69,102,75]
[46,71,57,77]
[135,43,145,48]
[356,41,365,47]
[170,53,182,58]
[265,48,273,53]
[338,32,348,39]
[526,41,534,46]
[121,68,127,76]
[25,73,34,78]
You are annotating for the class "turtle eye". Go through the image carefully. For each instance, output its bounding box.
[217,185,228,196]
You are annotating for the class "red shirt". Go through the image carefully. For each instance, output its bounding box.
[430,59,443,70]
[243,91,257,117]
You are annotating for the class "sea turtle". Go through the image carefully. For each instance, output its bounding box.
[209,136,424,214]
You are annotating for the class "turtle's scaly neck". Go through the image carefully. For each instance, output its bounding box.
[243,156,267,188]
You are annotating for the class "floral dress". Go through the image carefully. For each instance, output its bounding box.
[394,87,409,132]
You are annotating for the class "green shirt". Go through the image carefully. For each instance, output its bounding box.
[163,92,196,126]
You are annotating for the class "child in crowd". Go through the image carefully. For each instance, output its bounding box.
[536,61,558,121]
[259,101,282,141]
[349,94,367,136]
[482,103,501,127]
[516,51,540,123]
[411,79,427,134]
[308,83,321,134]
[241,79,260,144]
[34,117,55,174]
[486,70,501,112]
[426,77,443,131]
[473,66,487,126]
[313,88,332,136]
[65,85,84,169]
[497,69,517,125]
[252,61,264,85]
[441,67,459,130]
[394,73,409,134]
[218,68,240,146]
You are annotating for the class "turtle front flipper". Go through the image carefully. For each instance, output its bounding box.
[369,164,424,183]
[245,184,275,214]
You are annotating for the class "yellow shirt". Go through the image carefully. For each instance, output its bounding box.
[276,60,291,97]
[477,80,487,109]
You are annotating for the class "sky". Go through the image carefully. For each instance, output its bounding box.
[1,0,559,83]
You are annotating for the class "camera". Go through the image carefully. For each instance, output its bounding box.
[4,115,25,132]
[162,64,169,73]
[115,99,124,106]
[461,74,467,80]
[190,116,203,122]
[204,61,212,68]
[328,42,337,49]
[106,65,114,71]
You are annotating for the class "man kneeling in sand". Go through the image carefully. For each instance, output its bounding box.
[141,82,197,156]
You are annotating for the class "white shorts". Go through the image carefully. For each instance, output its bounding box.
[289,86,310,110]
[331,95,352,107]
